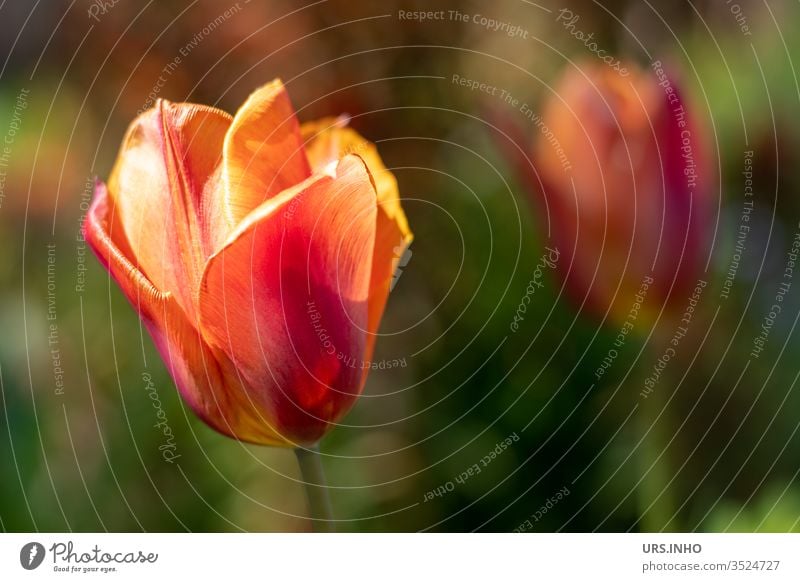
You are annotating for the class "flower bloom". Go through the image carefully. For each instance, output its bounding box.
[85,80,412,446]
[533,62,712,324]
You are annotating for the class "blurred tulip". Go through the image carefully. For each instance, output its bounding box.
[527,61,712,325]
[85,80,412,446]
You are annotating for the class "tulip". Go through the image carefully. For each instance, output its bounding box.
[527,62,711,325]
[85,79,412,450]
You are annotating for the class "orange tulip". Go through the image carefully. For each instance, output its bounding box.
[85,80,412,446]
[531,61,712,325]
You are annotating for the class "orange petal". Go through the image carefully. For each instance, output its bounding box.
[86,181,288,446]
[301,119,413,361]
[199,155,377,445]
[222,79,312,228]
[107,100,232,322]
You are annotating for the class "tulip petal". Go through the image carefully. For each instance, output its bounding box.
[222,79,312,228]
[199,155,377,444]
[86,181,288,445]
[301,119,413,362]
[107,100,232,322]
[534,62,710,323]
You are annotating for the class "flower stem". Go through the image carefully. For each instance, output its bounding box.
[294,444,334,532]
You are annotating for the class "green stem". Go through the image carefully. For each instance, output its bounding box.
[294,444,334,532]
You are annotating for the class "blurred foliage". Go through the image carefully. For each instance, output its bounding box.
[1,0,800,532]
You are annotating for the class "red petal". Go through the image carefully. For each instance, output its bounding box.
[86,181,290,446]
[301,119,412,363]
[199,156,377,444]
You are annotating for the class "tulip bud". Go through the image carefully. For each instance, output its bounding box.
[533,61,712,326]
[85,80,412,446]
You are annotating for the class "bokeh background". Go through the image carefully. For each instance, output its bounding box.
[2,0,800,532]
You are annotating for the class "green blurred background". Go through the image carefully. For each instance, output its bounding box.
[1,0,800,532]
